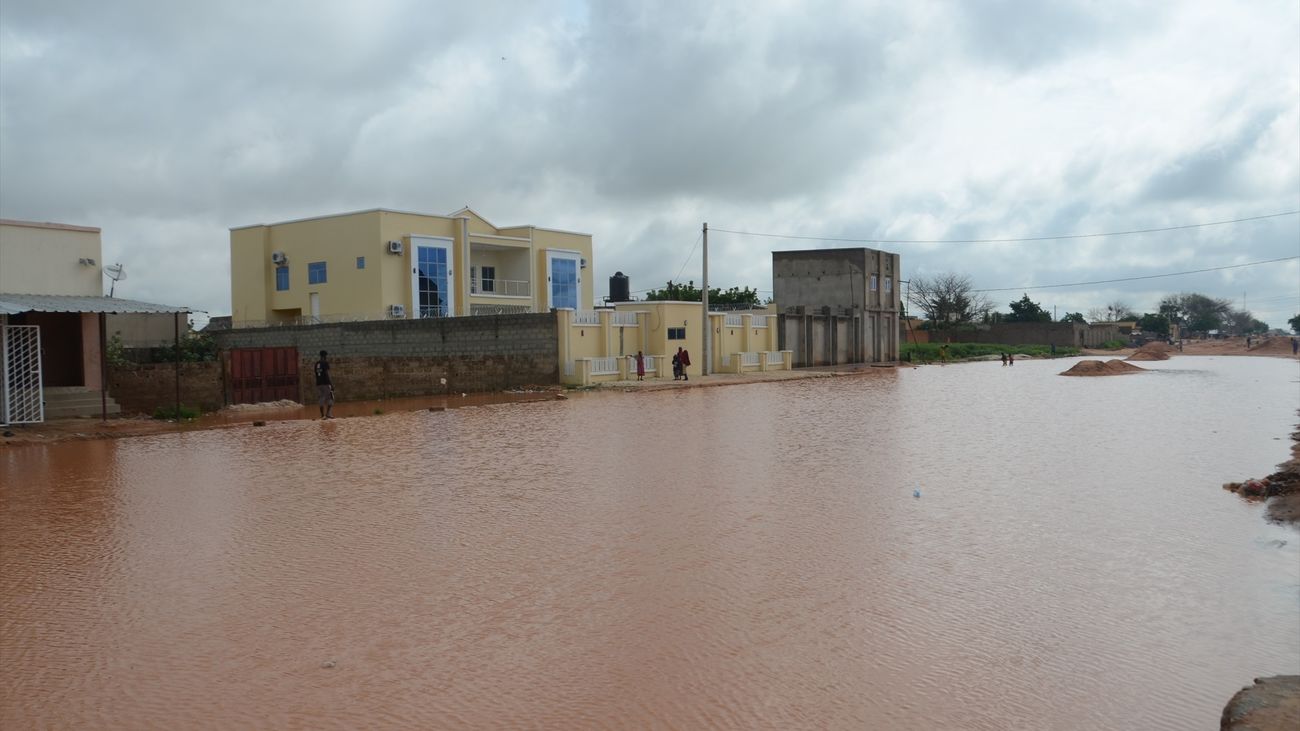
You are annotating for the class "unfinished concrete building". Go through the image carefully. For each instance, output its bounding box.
[772,248,901,366]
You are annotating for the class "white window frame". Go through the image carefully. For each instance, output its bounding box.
[546,249,583,310]
[410,235,455,318]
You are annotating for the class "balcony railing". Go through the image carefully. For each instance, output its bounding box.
[590,357,619,375]
[750,315,769,328]
[470,303,533,316]
[741,352,761,367]
[724,314,744,327]
[766,351,784,365]
[610,311,638,326]
[471,278,530,297]
[572,310,601,326]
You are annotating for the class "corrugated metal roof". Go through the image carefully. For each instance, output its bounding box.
[0,293,189,316]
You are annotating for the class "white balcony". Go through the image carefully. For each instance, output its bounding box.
[471,277,531,297]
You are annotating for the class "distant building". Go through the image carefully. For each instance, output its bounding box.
[229,207,595,328]
[772,247,901,365]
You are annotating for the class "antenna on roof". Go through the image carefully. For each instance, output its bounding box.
[104,263,127,297]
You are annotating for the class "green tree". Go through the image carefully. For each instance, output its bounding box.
[1059,312,1086,324]
[644,280,762,306]
[1289,313,1300,334]
[1158,292,1232,332]
[1005,294,1051,323]
[1135,313,1170,336]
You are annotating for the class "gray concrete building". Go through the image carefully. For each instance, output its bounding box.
[772,247,901,366]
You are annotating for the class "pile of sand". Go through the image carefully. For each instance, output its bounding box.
[1127,342,1172,361]
[1060,359,1147,376]
[1127,350,1170,361]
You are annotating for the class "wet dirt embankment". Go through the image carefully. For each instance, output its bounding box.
[1223,420,1300,527]
[1221,675,1300,731]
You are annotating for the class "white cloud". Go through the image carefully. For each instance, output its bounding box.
[1,0,1297,326]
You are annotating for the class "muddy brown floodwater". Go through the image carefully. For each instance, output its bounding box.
[3,356,1299,729]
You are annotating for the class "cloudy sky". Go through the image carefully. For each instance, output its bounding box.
[2,0,1298,327]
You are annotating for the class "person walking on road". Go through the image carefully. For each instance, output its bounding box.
[678,347,691,381]
[314,350,335,419]
[634,351,645,381]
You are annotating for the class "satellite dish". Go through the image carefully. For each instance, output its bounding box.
[104,263,127,297]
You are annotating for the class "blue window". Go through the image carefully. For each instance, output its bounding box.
[275,266,289,291]
[550,257,578,309]
[308,261,327,285]
[356,256,365,270]
[416,246,450,317]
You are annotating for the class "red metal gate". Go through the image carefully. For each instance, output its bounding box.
[229,347,299,404]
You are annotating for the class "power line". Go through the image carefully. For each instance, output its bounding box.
[627,232,704,295]
[711,210,1299,245]
[674,231,703,282]
[971,256,1299,293]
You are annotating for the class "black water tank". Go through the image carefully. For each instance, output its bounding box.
[609,271,630,302]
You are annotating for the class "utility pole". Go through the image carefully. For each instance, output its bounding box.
[702,222,710,376]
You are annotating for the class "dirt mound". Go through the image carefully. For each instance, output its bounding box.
[1060,359,1147,376]
[1138,341,1173,353]
[1249,337,1299,356]
[1127,350,1170,361]
[224,399,301,411]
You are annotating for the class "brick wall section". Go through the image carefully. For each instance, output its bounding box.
[109,362,225,414]
[213,313,560,400]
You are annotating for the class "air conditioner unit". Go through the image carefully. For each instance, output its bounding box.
[388,304,406,318]
[387,240,404,254]
[271,251,286,264]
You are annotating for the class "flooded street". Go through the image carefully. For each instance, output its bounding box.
[3,356,1299,729]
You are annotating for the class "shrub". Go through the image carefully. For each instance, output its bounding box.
[153,404,200,420]
[900,342,1079,361]
[1098,339,1126,350]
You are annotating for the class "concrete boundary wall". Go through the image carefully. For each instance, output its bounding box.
[109,362,224,414]
[924,322,1122,348]
[213,313,559,396]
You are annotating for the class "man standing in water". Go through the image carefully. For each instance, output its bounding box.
[315,350,334,419]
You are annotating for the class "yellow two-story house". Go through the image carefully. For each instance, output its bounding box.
[229,207,594,327]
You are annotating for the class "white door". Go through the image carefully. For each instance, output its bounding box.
[546,251,582,310]
[411,237,454,318]
[309,293,320,323]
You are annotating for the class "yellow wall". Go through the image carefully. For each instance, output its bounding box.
[271,211,383,321]
[613,301,704,377]
[230,226,270,324]
[0,221,103,296]
[533,228,595,311]
[378,211,462,315]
